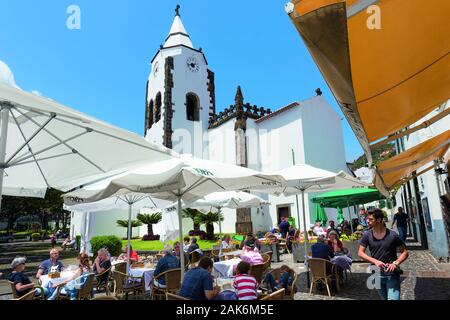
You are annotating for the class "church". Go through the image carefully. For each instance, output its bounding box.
[143,7,351,234]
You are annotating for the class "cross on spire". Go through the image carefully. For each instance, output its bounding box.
[175,4,180,16]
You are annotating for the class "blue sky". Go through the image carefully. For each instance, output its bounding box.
[0,0,363,162]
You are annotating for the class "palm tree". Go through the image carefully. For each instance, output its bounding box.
[116,219,142,239]
[182,208,201,231]
[194,211,224,240]
[137,212,162,236]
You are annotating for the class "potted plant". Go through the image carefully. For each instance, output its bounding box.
[137,212,162,241]
[116,219,142,239]
[31,233,40,242]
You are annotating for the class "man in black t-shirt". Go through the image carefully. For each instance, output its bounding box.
[392,207,409,243]
[359,208,409,300]
[93,248,112,284]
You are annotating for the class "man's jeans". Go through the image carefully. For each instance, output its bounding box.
[377,274,401,300]
[397,227,407,243]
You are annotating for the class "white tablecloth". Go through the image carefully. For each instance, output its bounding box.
[129,267,155,291]
[213,258,241,278]
[39,271,76,289]
[220,250,242,257]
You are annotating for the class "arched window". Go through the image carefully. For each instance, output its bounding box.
[147,99,154,129]
[186,93,199,122]
[154,92,161,123]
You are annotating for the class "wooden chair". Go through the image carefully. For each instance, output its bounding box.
[189,251,201,268]
[259,288,285,300]
[54,273,96,300]
[151,268,182,300]
[260,268,298,300]
[12,289,38,300]
[91,296,119,300]
[94,267,112,295]
[249,263,265,284]
[112,270,145,300]
[166,292,189,300]
[8,281,45,300]
[308,258,339,297]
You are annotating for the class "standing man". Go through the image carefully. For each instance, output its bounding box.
[392,207,409,243]
[359,209,409,300]
[278,216,290,238]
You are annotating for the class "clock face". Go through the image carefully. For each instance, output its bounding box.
[186,56,199,72]
[153,62,159,77]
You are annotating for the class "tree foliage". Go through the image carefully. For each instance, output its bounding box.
[137,212,162,236]
[349,143,396,171]
[116,219,143,239]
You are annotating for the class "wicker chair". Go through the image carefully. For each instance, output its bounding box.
[260,268,298,299]
[8,281,45,300]
[166,292,189,300]
[261,252,272,272]
[211,249,221,261]
[54,273,96,300]
[151,268,182,300]
[308,258,339,297]
[114,262,127,274]
[290,229,300,245]
[112,270,145,300]
[259,288,285,300]
[278,233,290,254]
[249,263,265,284]
[91,296,119,300]
[94,267,112,295]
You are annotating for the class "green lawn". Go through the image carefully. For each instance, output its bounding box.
[121,234,238,251]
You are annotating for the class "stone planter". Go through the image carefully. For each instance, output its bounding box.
[341,241,362,261]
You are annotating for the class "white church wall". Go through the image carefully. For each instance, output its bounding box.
[208,120,237,165]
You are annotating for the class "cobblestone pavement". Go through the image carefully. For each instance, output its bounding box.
[270,248,450,300]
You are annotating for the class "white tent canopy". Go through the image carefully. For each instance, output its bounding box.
[0,83,175,207]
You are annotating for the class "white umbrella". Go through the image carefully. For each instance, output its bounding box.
[0,83,175,210]
[64,155,283,280]
[187,191,270,234]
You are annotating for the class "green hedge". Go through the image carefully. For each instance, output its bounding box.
[90,236,122,258]
[75,235,81,250]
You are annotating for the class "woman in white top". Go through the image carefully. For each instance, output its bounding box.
[221,234,233,250]
[313,221,327,236]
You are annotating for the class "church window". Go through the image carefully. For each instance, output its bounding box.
[148,99,154,129]
[154,92,162,123]
[186,93,199,122]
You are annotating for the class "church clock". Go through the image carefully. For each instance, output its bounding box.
[186,56,199,72]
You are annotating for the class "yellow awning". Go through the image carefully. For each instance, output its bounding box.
[288,0,450,162]
[374,130,450,195]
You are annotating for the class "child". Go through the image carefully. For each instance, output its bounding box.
[233,261,258,300]
[263,265,294,293]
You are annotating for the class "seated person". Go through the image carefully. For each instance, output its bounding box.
[311,235,335,261]
[9,256,49,298]
[183,237,191,253]
[327,231,344,254]
[153,244,181,288]
[36,249,64,279]
[118,245,139,263]
[287,226,296,252]
[233,261,258,300]
[312,221,326,236]
[241,233,261,251]
[93,248,111,284]
[340,220,352,235]
[47,253,91,300]
[173,241,189,264]
[263,265,294,293]
[240,244,264,265]
[326,221,340,237]
[220,234,233,251]
[62,237,76,250]
[187,237,200,255]
[179,257,221,300]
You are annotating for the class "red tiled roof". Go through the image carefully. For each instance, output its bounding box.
[254,102,300,123]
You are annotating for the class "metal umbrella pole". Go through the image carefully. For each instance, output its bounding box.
[125,201,133,275]
[301,189,311,288]
[0,106,10,213]
[177,191,185,283]
[347,199,354,234]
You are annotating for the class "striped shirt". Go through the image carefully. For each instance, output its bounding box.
[233,274,258,300]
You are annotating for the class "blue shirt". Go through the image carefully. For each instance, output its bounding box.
[179,267,213,300]
[311,242,334,260]
[38,259,64,275]
[279,221,290,237]
[154,253,180,285]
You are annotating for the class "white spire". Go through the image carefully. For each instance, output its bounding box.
[163,6,194,49]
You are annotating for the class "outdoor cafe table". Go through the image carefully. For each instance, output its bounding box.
[39,270,76,289]
[129,266,155,291]
[213,258,241,278]
[220,250,242,258]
